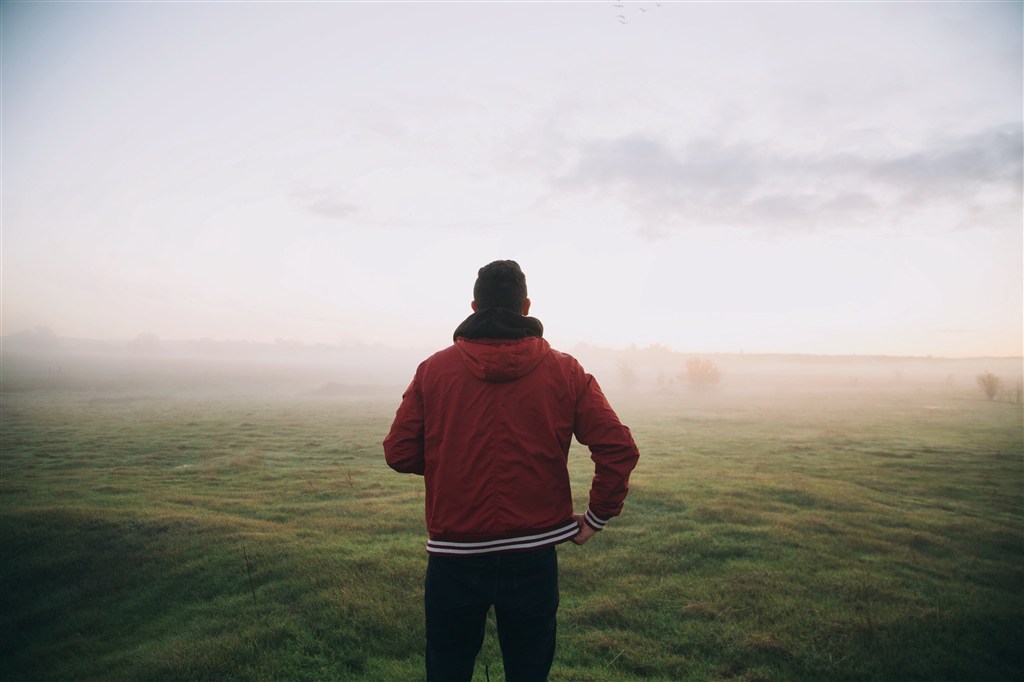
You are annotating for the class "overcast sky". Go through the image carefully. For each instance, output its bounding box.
[3,1,1021,356]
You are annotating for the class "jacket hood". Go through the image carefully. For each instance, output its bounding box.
[453,308,548,382]
[455,336,551,382]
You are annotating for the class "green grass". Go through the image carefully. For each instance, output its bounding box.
[1,375,1021,681]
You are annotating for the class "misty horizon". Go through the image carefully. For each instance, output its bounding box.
[3,324,1022,362]
[4,325,1021,413]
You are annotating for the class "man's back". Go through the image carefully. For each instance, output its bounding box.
[384,308,638,555]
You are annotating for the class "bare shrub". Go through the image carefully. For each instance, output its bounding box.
[681,357,722,390]
[976,372,1002,401]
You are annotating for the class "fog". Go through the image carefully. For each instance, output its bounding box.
[3,332,1020,412]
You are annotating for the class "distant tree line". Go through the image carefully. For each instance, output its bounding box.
[621,356,724,393]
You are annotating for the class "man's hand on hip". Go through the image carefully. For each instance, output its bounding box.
[571,514,596,545]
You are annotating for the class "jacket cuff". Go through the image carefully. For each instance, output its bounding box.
[583,508,609,532]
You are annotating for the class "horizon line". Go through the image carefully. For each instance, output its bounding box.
[2,332,1021,363]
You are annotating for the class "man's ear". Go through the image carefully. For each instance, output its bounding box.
[471,301,479,312]
[522,298,531,316]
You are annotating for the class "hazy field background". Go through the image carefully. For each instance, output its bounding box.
[1,340,1021,681]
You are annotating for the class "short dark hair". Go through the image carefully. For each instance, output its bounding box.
[473,260,528,312]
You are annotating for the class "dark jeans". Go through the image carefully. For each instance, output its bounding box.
[424,547,559,682]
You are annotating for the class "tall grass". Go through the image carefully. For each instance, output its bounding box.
[1,378,1021,681]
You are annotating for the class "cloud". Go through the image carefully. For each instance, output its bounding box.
[307,198,361,221]
[291,188,362,222]
[555,123,1022,236]
[561,135,761,195]
[871,125,1022,197]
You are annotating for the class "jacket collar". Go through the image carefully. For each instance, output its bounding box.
[452,307,544,342]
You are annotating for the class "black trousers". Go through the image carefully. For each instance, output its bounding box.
[424,547,559,682]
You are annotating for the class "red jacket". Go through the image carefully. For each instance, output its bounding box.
[384,313,639,555]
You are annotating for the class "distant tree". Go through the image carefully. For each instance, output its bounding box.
[976,372,1001,401]
[12,325,59,349]
[129,333,161,353]
[681,357,722,390]
[618,359,636,391]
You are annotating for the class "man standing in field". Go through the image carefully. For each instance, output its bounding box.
[383,260,640,681]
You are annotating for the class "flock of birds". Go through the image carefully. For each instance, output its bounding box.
[613,2,663,24]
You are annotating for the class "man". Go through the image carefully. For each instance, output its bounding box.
[383,260,639,682]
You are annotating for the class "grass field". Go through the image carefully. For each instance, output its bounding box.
[1,352,1022,681]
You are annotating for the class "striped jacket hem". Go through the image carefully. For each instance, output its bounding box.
[426,521,580,556]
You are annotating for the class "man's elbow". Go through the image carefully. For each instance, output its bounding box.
[383,442,425,475]
[387,458,425,475]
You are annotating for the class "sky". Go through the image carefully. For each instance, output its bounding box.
[2,1,1021,357]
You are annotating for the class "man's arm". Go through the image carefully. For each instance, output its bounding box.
[383,376,426,475]
[573,371,640,535]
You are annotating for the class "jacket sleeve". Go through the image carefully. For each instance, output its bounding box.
[383,372,426,475]
[573,369,640,531]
